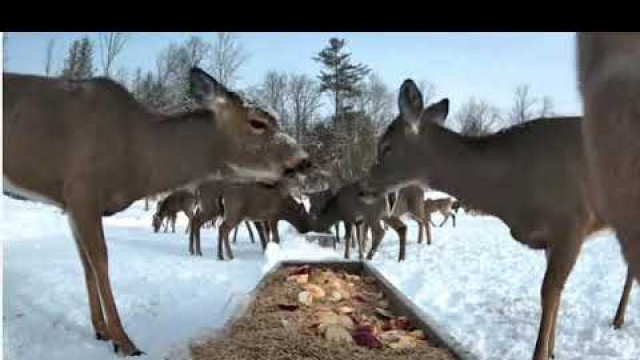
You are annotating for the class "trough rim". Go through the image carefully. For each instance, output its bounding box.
[219,259,478,360]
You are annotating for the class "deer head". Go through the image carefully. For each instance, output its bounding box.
[364,79,449,196]
[189,67,311,185]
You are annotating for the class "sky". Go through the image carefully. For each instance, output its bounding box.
[2,32,582,118]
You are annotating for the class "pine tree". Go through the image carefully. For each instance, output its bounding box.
[61,37,94,80]
[313,38,370,126]
[313,38,371,181]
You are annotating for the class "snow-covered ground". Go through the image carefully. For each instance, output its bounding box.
[2,195,639,360]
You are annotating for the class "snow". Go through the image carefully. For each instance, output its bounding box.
[2,193,639,360]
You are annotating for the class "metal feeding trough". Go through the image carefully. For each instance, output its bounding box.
[221,260,478,360]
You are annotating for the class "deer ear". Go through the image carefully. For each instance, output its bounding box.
[420,98,450,125]
[189,67,229,107]
[398,79,424,125]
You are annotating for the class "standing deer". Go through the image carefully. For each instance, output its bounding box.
[310,179,408,262]
[578,34,640,285]
[388,185,429,244]
[152,190,196,233]
[360,80,629,360]
[215,182,311,260]
[307,188,352,246]
[424,197,457,228]
[2,67,310,356]
[188,180,266,254]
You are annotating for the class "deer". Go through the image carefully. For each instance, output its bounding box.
[577,33,640,294]
[359,79,632,360]
[152,190,196,233]
[310,179,408,262]
[2,67,311,356]
[424,197,457,228]
[386,184,430,244]
[189,180,311,259]
[307,187,353,247]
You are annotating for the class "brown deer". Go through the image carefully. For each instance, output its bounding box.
[2,67,310,356]
[310,179,408,262]
[187,181,259,252]
[424,197,456,228]
[387,184,429,244]
[578,34,640,283]
[152,190,196,233]
[360,79,625,360]
[189,181,310,259]
[307,187,352,246]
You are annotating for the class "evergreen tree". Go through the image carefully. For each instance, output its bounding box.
[61,37,94,80]
[313,38,370,125]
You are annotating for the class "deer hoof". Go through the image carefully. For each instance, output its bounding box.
[113,343,145,356]
[95,331,109,341]
[612,319,624,330]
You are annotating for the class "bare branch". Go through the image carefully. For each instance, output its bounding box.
[44,39,55,76]
[98,32,130,78]
[208,32,250,87]
[417,79,437,105]
[455,98,503,136]
[509,84,537,125]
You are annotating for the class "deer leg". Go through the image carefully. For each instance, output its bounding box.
[171,215,176,233]
[532,231,582,360]
[70,226,109,341]
[254,221,268,251]
[356,222,364,260]
[416,218,424,244]
[218,221,234,260]
[67,206,142,356]
[246,221,256,244]
[224,221,235,260]
[188,216,196,255]
[613,267,634,329]
[426,214,433,245]
[195,217,203,256]
[184,210,193,234]
[438,212,448,227]
[344,223,353,260]
[452,212,456,227]
[352,222,357,249]
[386,217,407,262]
[344,221,352,243]
[271,220,280,244]
[232,224,239,244]
[366,221,386,260]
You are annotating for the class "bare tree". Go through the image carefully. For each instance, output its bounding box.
[356,73,394,134]
[249,71,290,130]
[288,74,323,141]
[455,98,502,136]
[538,96,555,118]
[508,84,537,125]
[209,32,249,87]
[44,39,56,76]
[183,36,211,68]
[98,32,130,78]
[417,79,437,105]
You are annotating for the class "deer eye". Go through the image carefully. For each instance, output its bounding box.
[249,119,267,131]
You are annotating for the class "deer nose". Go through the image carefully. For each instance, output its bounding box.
[284,155,312,176]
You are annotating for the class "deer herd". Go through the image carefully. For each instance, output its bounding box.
[2,33,639,360]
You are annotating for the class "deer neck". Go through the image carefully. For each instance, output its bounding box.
[418,122,506,208]
[135,115,230,198]
[281,207,310,233]
[314,196,343,232]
